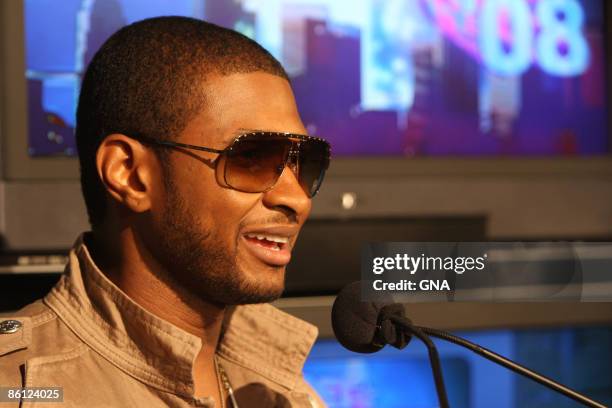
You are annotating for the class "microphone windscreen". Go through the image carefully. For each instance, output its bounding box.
[331,281,395,353]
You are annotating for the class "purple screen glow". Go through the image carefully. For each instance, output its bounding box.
[25,0,608,157]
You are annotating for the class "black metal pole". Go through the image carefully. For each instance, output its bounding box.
[389,315,450,408]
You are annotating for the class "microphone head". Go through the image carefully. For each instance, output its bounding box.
[332,281,406,353]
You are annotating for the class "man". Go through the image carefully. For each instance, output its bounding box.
[0,17,330,407]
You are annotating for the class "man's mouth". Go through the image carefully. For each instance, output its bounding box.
[241,231,294,266]
[244,233,289,251]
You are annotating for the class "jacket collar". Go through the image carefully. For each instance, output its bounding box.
[44,234,318,397]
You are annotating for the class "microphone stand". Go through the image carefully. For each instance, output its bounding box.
[410,324,606,408]
[386,315,450,408]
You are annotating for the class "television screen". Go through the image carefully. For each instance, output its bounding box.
[25,0,608,157]
[304,327,612,408]
[304,342,471,408]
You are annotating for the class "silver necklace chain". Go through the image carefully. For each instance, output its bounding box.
[215,356,239,408]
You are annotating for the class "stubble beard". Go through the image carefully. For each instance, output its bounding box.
[155,178,285,305]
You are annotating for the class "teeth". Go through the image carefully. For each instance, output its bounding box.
[245,233,289,244]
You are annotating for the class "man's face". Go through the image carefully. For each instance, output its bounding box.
[146,72,313,305]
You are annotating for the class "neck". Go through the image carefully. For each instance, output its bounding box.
[88,228,225,384]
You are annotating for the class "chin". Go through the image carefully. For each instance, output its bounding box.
[239,267,286,302]
[195,263,286,306]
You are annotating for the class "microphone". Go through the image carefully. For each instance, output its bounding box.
[331,282,607,408]
[331,280,411,353]
[332,281,450,408]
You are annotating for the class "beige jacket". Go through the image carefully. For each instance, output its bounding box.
[0,236,325,407]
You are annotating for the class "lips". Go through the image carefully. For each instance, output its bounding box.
[240,225,298,266]
[244,233,288,250]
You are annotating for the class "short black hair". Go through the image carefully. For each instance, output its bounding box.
[76,16,289,227]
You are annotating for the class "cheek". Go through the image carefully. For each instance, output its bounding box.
[167,155,261,240]
[186,180,261,239]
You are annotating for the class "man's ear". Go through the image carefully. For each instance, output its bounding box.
[96,134,156,214]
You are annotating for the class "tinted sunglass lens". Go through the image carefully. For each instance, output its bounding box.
[224,136,290,193]
[298,139,330,197]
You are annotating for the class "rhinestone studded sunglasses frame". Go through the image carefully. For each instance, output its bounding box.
[126,131,331,198]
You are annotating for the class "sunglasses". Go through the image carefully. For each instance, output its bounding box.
[127,131,331,198]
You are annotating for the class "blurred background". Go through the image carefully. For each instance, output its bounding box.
[0,0,611,407]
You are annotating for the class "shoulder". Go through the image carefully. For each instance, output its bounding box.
[0,299,83,385]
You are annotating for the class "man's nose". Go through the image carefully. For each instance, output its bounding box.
[262,158,311,218]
